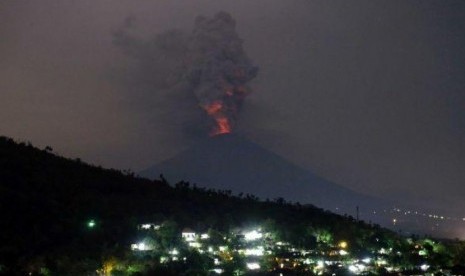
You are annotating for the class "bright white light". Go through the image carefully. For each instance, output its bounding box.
[376,259,387,265]
[169,248,179,255]
[362,257,371,264]
[339,249,348,256]
[420,264,430,271]
[182,232,196,242]
[214,258,220,265]
[208,246,214,252]
[141,224,151,229]
[131,242,151,251]
[244,230,262,241]
[246,262,260,270]
[212,268,223,274]
[139,223,160,230]
[316,260,324,269]
[244,247,264,256]
[188,242,202,248]
[378,248,387,254]
[201,233,210,239]
[219,246,227,251]
[349,264,366,273]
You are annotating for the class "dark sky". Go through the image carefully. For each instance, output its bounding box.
[1,1,464,214]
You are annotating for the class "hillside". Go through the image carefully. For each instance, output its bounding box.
[1,136,464,275]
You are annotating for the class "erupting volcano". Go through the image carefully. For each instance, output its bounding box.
[188,12,258,136]
[113,12,258,137]
[203,101,231,135]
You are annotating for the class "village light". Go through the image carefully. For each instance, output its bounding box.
[420,264,430,271]
[188,242,202,248]
[349,263,366,274]
[87,219,96,228]
[138,243,146,250]
[246,262,260,270]
[169,248,179,255]
[131,242,151,251]
[244,247,264,256]
[362,257,371,264]
[140,224,151,230]
[212,268,223,274]
[338,241,347,249]
[339,249,348,256]
[182,230,196,242]
[244,230,262,241]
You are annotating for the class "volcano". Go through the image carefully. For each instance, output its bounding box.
[140,134,390,219]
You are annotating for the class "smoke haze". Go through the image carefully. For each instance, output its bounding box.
[113,11,258,137]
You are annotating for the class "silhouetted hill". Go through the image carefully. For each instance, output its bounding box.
[0,136,397,274]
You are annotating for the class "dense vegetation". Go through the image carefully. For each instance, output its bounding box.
[1,136,464,275]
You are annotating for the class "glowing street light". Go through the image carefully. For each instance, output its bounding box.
[339,241,348,249]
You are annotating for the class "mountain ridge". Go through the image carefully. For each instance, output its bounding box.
[140,133,390,217]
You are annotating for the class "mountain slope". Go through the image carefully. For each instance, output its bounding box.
[141,134,389,216]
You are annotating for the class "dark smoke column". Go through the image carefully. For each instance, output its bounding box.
[188,12,258,136]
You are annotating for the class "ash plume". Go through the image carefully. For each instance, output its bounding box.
[113,12,258,137]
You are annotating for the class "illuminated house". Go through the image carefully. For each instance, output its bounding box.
[182,228,196,241]
[131,241,155,251]
[138,223,161,230]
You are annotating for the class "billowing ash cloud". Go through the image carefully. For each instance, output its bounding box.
[113,12,258,137]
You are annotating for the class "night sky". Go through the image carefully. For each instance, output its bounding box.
[1,1,465,215]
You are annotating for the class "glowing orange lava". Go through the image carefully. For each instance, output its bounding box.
[204,101,223,115]
[213,117,231,136]
[203,101,231,136]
